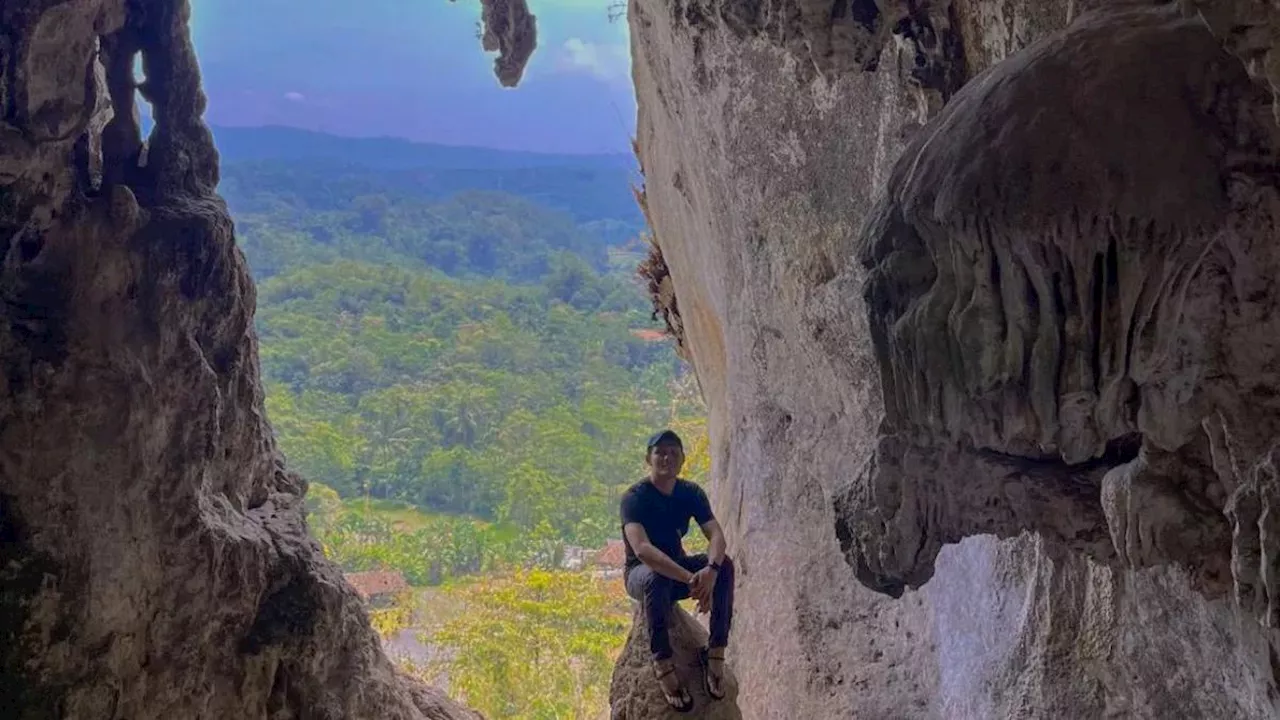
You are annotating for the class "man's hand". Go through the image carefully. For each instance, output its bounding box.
[688,567,717,613]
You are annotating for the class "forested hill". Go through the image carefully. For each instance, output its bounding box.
[215,125,645,261]
[213,125,636,171]
[223,126,701,582]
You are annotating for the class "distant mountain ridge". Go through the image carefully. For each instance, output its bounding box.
[213,125,644,226]
[211,125,638,172]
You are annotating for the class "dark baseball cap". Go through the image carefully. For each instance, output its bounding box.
[646,429,684,449]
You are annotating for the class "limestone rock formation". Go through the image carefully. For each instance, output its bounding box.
[14,0,1280,716]
[0,1,476,718]
[1184,0,1280,123]
[844,4,1279,605]
[627,0,1280,716]
[609,604,741,720]
[477,0,538,87]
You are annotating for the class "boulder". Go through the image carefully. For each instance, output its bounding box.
[609,603,742,720]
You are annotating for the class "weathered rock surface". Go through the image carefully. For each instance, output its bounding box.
[609,604,741,720]
[0,1,476,718]
[846,4,1279,604]
[477,0,538,87]
[1184,0,1280,123]
[13,0,1280,717]
[628,0,1280,716]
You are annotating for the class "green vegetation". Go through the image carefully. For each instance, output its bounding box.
[258,259,691,559]
[305,484,523,585]
[231,128,706,719]
[419,570,632,720]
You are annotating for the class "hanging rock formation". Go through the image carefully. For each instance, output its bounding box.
[0,1,477,718]
[609,605,741,720]
[627,0,1280,717]
[845,4,1280,606]
[477,0,538,87]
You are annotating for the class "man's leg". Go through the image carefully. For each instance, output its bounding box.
[708,556,734,649]
[626,566,696,709]
[677,555,707,574]
[677,554,732,698]
[678,554,734,648]
[625,565,679,660]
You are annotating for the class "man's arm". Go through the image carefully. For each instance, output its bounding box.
[687,518,727,611]
[624,522,695,583]
[690,485,726,566]
[699,518,727,566]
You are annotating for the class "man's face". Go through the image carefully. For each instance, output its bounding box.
[647,442,685,480]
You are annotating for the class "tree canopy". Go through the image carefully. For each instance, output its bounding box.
[230,128,710,718]
[233,129,702,571]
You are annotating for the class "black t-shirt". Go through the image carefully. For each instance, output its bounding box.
[619,478,714,571]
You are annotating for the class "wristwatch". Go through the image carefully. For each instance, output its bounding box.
[708,561,721,573]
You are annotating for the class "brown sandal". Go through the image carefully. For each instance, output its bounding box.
[701,647,726,700]
[653,658,694,712]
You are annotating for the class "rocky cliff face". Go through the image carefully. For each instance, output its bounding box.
[0,2,480,718]
[849,2,1280,609]
[10,0,1280,717]
[629,0,1280,717]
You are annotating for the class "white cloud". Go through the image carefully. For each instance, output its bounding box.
[283,91,306,102]
[557,38,630,83]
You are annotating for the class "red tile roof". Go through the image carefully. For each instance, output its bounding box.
[594,540,627,568]
[629,329,669,342]
[345,570,409,600]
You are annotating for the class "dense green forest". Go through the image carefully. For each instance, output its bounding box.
[227,127,699,576]
[226,127,706,718]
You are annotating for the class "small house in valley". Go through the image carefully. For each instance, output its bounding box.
[345,570,409,609]
[593,540,626,578]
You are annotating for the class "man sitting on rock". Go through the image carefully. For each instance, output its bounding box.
[621,429,734,712]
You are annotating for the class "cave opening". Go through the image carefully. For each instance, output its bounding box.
[16,0,1280,717]
[132,51,154,168]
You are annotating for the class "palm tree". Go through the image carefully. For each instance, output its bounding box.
[358,398,416,511]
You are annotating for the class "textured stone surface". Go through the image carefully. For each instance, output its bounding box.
[609,604,741,720]
[1183,0,1280,122]
[0,2,477,718]
[629,0,1280,716]
[478,0,538,87]
[926,534,1280,718]
[850,3,1280,619]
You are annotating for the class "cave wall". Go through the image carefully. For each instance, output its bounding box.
[0,1,476,718]
[629,0,1280,716]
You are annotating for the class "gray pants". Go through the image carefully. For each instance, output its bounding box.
[624,554,735,660]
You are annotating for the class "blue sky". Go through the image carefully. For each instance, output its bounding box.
[190,0,636,154]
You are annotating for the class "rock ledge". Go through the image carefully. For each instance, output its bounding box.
[609,604,742,720]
